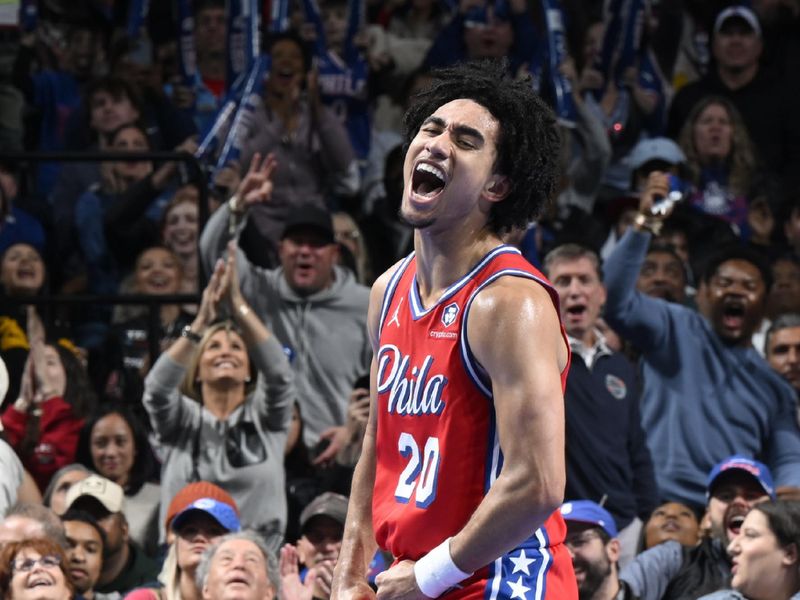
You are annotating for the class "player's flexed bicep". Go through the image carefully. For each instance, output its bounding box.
[450,276,569,573]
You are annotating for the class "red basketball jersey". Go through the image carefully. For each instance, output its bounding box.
[372,246,577,600]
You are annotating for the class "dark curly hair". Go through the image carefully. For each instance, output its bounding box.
[402,59,561,234]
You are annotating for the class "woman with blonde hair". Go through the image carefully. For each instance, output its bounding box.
[125,481,240,600]
[143,244,294,552]
[677,96,777,243]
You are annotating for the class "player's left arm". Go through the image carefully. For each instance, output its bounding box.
[375,277,569,599]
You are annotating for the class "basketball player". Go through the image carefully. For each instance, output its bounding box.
[330,60,577,600]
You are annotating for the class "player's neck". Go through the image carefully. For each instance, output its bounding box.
[413,227,502,307]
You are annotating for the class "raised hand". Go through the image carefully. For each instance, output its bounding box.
[633,171,673,235]
[231,153,278,213]
[218,241,247,313]
[311,426,349,467]
[192,258,226,331]
[26,307,64,401]
[26,306,45,348]
[280,544,317,600]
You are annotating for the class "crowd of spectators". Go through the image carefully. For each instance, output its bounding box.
[0,0,800,598]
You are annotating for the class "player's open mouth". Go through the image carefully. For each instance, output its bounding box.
[411,161,447,200]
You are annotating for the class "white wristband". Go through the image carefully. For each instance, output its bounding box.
[414,538,473,598]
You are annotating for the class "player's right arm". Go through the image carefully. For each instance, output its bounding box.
[331,264,399,600]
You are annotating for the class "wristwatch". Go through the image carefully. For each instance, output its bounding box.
[181,325,203,344]
[634,212,663,235]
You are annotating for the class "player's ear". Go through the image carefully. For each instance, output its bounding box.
[483,174,510,203]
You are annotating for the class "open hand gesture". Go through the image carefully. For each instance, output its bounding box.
[280,544,317,600]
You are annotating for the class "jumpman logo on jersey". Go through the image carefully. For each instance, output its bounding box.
[388,298,403,328]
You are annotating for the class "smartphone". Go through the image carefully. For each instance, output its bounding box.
[354,374,369,390]
[311,437,331,461]
[651,174,686,216]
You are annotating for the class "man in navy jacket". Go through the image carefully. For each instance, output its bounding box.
[544,243,658,568]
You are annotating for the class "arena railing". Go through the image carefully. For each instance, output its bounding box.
[0,150,212,363]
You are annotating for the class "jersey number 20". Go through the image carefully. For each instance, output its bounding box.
[395,433,441,508]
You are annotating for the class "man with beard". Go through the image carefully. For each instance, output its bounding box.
[544,244,658,568]
[561,500,638,600]
[620,456,775,600]
[603,171,800,511]
[765,314,800,404]
[636,242,687,305]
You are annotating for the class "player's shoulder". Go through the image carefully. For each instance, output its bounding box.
[470,273,556,317]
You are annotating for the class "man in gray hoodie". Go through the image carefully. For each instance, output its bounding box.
[200,155,371,460]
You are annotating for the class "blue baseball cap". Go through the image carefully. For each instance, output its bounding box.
[171,498,241,533]
[706,455,776,501]
[560,500,618,538]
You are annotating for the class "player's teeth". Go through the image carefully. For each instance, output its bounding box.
[416,163,445,183]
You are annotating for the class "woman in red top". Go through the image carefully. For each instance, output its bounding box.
[1,308,96,493]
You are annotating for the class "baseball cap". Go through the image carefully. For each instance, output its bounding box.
[300,492,349,531]
[628,138,686,170]
[171,498,241,534]
[713,6,761,37]
[281,204,335,244]
[65,475,125,513]
[165,481,240,532]
[706,455,776,500]
[560,500,618,538]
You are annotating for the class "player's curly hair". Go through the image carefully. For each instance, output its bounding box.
[402,59,561,234]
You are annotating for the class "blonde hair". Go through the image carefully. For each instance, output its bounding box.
[332,212,372,284]
[181,320,257,401]
[677,96,757,197]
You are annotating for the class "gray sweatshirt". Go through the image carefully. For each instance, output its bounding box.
[143,337,294,549]
[201,204,371,447]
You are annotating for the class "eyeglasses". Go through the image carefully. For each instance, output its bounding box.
[11,555,61,573]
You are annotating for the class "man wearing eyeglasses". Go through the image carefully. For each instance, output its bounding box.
[619,455,775,600]
[561,500,638,600]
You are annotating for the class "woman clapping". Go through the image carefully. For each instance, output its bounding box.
[143,243,294,552]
